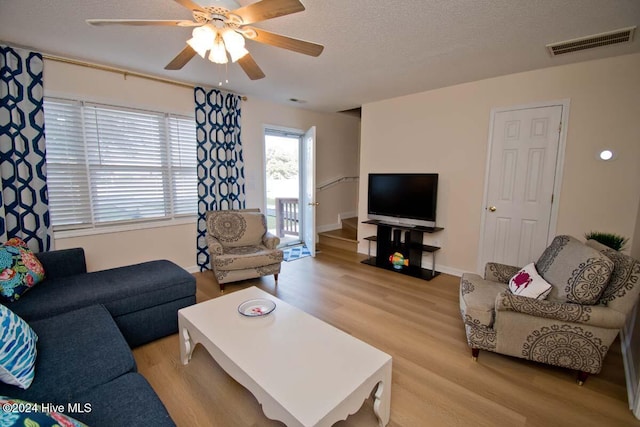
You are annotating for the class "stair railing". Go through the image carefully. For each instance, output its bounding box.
[316,176,359,192]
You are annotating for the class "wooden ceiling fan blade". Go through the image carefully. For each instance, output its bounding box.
[232,0,305,25]
[237,54,266,80]
[244,27,323,56]
[86,19,197,26]
[165,45,197,70]
[173,0,206,13]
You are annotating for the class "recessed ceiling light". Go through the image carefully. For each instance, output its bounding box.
[599,149,614,161]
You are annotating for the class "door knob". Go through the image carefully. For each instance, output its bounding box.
[488,206,497,212]
[308,202,319,206]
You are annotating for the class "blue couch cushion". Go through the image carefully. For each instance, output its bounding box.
[0,305,135,402]
[70,373,175,427]
[7,260,195,322]
[35,248,87,279]
[114,295,196,348]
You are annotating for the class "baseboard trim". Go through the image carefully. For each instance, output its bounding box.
[339,211,358,221]
[317,211,358,234]
[185,265,200,274]
[436,265,465,278]
[317,222,341,233]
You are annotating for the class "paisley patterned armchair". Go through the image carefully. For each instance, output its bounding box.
[206,210,283,292]
[459,235,640,384]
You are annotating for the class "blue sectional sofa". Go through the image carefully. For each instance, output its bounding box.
[0,248,197,426]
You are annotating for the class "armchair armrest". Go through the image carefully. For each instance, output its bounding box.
[263,232,280,250]
[206,234,223,256]
[484,262,520,283]
[35,248,87,279]
[496,291,626,329]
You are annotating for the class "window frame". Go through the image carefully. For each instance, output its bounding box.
[44,97,198,237]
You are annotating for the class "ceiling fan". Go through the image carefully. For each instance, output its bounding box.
[86,0,324,80]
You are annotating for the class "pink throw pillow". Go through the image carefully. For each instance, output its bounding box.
[508,263,552,300]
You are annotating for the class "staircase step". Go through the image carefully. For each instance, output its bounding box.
[318,232,358,252]
[342,217,358,232]
[321,229,357,241]
[318,217,359,252]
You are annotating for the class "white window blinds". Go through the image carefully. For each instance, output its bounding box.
[44,98,197,230]
[168,116,198,216]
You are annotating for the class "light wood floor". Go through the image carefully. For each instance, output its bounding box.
[133,247,639,426]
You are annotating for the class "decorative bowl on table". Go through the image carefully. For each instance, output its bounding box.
[238,299,276,317]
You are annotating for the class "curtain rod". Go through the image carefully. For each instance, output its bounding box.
[0,41,247,100]
[42,54,247,101]
[44,53,193,88]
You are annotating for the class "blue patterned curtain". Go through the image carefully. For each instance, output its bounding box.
[0,45,51,252]
[195,87,245,271]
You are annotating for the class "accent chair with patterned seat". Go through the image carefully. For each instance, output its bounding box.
[205,209,284,292]
[459,235,640,384]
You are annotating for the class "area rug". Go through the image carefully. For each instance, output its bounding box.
[283,245,312,262]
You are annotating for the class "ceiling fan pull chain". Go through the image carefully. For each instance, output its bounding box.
[217,62,230,87]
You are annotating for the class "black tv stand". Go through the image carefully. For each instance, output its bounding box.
[362,220,444,281]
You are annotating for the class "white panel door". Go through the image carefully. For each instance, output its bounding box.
[480,105,562,268]
[301,126,316,256]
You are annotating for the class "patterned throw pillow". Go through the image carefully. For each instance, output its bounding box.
[0,238,45,302]
[508,263,552,300]
[0,396,88,427]
[0,305,38,389]
[536,235,614,304]
[586,239,640,312]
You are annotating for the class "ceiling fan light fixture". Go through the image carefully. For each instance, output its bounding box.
[228,46,249,62]
[187,25,215,58]
[222,29,248,61]
[186,36,206,58]
[209,35,228,64]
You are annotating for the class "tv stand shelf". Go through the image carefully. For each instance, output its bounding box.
[363,220,443,233]
[362,220,444,281]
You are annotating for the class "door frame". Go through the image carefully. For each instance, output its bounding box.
[262,124,305,244]
[301,126,317,256]
[476,99,571,273]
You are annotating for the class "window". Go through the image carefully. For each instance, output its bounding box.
[44,98,197,230]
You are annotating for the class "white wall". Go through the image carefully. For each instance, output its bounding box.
[44,60,360,271]
[358,53,640,276]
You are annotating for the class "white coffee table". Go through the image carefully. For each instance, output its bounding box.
[178,286,392,427]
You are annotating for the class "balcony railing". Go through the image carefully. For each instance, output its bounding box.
[275,197,299,238]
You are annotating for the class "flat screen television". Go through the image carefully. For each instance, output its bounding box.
[367,173,438,228]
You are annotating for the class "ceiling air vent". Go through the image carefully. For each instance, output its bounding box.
[546,26,636,56]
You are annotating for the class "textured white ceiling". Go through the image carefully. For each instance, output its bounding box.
[0,0,638,112]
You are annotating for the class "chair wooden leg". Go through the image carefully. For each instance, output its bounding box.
[274,274,279,285]
[577,371,589,386]
[471,348,479,361]
[219,283,225,293]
